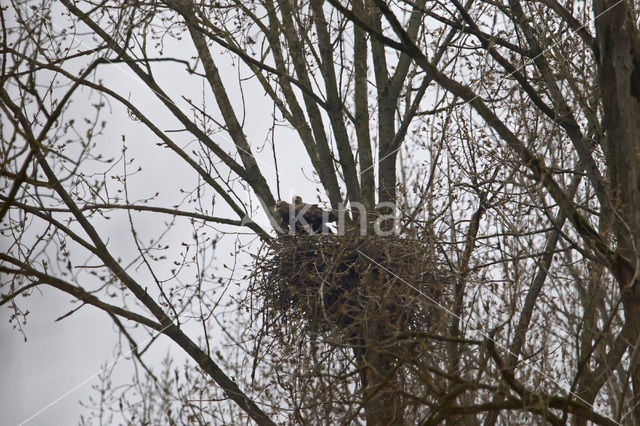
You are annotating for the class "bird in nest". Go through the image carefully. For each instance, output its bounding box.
[273,196,337,234]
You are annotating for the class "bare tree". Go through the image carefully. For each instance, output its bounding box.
[2,0,640,424]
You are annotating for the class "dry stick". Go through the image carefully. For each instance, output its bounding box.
[449,191,486,373]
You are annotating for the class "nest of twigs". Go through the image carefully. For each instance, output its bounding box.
[251,235,452,339]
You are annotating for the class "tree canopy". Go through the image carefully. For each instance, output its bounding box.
[2,0,640,424]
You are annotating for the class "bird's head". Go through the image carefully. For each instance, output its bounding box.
[292,195,303,205]
[274,200,288,212]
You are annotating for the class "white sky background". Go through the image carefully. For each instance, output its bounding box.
[0,3,323,424]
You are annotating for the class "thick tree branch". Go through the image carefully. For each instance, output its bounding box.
[170,0,276,208]
[309,0,362,204]
[0,257,163,331]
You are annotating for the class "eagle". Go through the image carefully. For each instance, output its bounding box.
[273,196,337,234]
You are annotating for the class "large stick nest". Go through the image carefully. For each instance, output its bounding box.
[251,235,452,338]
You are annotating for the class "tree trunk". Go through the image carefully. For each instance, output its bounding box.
[355,272,405,425]
[594,0,640,420]
[357,343,405,426]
